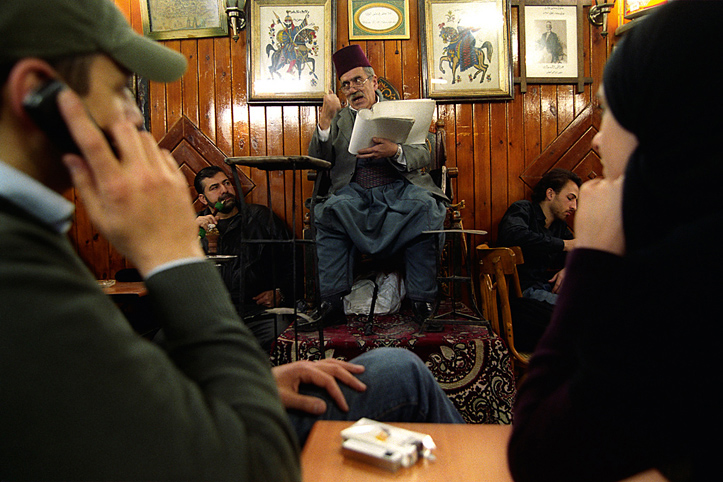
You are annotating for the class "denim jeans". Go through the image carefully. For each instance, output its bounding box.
[286,347,465,446]
[314,181,446,302]
[523,286,558,305]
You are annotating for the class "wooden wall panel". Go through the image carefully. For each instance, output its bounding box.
[71,0,609,278]
[198,39,217,141]
[472,104,492,234]
[181,41,200,126]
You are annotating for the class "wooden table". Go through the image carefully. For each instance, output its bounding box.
[101,281,154,338]
[101,281,147,297]
[301,421,669,482]
[301,421,513,481]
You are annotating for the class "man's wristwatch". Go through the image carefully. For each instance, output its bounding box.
[393,144,403,161]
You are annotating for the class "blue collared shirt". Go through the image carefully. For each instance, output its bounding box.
[0,160,74,234]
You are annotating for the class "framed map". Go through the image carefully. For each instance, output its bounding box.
[140,0,228,40]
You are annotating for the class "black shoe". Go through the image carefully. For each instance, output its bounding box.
[412,300,443,332]
[412,301,434,324]
[295,301,346,332]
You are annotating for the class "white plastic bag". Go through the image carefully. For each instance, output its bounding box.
[343,272,406,315]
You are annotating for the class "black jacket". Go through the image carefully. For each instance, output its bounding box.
[199,203,300,315]
[496,200,572,291]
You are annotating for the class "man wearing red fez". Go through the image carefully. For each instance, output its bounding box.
[304,45,449,330]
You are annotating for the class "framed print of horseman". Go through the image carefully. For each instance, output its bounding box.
[249,0,334,103]
[420,0,512,100]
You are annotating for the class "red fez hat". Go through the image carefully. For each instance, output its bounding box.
[333,45,372,79]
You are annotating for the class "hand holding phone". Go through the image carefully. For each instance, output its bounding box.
[54,88,206,276]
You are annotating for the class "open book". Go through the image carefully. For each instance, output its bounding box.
[348,99,436,155]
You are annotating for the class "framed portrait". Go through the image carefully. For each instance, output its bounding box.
[140,0,228,40]
[349,0,410,40]
[420,0,513,101]
[523,5,578,79]
[248,0,334,104]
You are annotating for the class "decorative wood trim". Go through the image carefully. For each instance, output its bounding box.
[520,102,600,187]
[158,116,256,204]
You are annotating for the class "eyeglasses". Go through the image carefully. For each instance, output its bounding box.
[340,75,373,93]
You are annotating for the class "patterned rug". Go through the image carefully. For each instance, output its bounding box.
[270,302,516,424]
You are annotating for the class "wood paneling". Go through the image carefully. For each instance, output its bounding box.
[72,0,608,278]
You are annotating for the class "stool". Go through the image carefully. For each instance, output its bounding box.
[421,228,489,332]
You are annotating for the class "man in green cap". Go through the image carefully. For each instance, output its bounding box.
[0,1,301,479]
[1,2,465,479]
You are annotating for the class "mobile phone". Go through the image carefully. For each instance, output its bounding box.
[22,80,81,155]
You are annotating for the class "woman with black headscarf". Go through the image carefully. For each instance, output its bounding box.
[508,2,723,481]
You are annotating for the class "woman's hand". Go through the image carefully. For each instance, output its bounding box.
[574,176,625,256]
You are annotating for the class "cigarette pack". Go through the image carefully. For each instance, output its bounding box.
[339,418,436,471]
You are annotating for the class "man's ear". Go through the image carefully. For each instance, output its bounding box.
[545,187,556,201]
[198,193,209,206]
[5,58,58,125]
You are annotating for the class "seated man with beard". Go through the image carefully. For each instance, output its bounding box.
[497,168,581,306]
[194,166,298,351]
[495,168,581,351]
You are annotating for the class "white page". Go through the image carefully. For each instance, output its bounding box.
[348,99,436,155]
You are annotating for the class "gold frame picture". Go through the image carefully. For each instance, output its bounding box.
[248,0,334,103]
[349,0,411,40]
[140,0,229,40]
[420,0,513,100]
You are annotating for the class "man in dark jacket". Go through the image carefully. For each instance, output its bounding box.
[497,168,581,305]
[195,166,299,351]
[0,1,299,478]
[496,168,581,351]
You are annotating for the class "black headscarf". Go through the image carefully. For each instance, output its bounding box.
[585,6,723,477]
[605,7,723,474]
[603,0,723,253]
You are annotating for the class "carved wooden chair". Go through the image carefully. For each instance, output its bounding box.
[476,245,531,377]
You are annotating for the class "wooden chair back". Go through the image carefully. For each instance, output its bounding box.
[476,245,530,372]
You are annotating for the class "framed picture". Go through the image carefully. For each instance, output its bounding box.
[139,0,229,40]
[523,4,577,79]
[420,0,513,101]
[248,0,334,104]
[349,0,410,40]
[624,0,666,19]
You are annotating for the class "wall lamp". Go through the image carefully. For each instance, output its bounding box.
[589,1,615,37]
[226,0,246,42]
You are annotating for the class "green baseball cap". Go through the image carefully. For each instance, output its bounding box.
[0,0,187,83]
